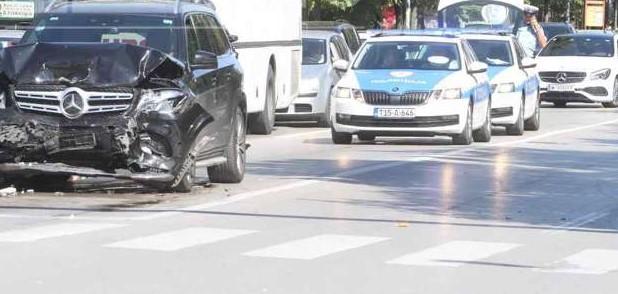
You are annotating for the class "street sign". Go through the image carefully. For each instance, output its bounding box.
[0,1,34,20]
[584,0,605,28]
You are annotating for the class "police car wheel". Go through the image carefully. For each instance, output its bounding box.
[331,127,353,145]
[452,104,473,145]
[525,97,541,131]
[473,104,492,142]
[506,97,525,136]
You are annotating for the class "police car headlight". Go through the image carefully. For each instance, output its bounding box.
[432,88,461,100]
[138,89,187,113]
[495,83,516,93]
[591,69,611,80]
[334,87,364,101]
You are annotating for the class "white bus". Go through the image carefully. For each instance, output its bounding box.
[211,0,302,134]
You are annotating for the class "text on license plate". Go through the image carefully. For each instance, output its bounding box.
[374,108,415,118]
[548,84,575,92]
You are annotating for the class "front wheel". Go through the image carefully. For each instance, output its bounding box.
[602,78,618,108]
[472,103,492,142]
[525,95,541,131]
[208,107,247,183]
[331,127,353,145]
[452,104,473,145]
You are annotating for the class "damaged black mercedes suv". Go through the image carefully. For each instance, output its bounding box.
[0,0,247,192]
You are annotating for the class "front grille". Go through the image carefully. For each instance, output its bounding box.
[363,91,432,105]
[539,71,586,83]
[13,85,134,116]
[294,104,312,113]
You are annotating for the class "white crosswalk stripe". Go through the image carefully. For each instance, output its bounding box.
[0,223,124,242]
[104,227,257,251]
[387,241,521,267]
[244,234,389,260]
[539,249,618,275]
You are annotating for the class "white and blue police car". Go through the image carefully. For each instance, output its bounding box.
[464,33,541,135]
[330,31,492,145]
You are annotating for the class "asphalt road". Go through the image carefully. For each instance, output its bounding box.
[1,103,618,294]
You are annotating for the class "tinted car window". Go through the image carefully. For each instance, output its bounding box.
[353,42,461,71]
[334,36,350,61]
[540,35,614,57]
[22,14,179,56]
[341,27,360,53]
[205,15,230,55]
[191,14,216,54]
[542,24,575,40]
[302,38,326,65]
[468,40,513,66]
[186,17,200,64]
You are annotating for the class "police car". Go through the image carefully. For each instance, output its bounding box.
[330,31,492,145]
[464,33,541,135]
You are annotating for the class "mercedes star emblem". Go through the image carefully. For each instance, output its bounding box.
[556,72,568,84]
[61,92,85,119]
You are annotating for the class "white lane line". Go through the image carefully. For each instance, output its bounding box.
[105,227,256,252]
[0,223,124,242]
[387,241,521,267]
[544,212,610,235]
[244,234,389,260]
[540,249,618,275]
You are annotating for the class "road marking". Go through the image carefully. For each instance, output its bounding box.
[544,212,610,235]
[387,241,521,267]
[104,227,256,252]
[244,234,389,260]
[540,249,618,274]
[0,223,124,242]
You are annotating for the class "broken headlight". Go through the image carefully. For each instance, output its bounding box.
[138,89,187,113]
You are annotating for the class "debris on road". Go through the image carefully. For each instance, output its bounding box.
[0,186,17,197]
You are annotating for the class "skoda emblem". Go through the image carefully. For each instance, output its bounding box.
[61,92,85,119]
[392,87,400,93]
[556,72,568,84]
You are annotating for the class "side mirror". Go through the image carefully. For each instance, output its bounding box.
[228,34,239,43]
[520,57,537,69]
[468,61,488,74]
[333,59,349,72]
[192,50,218,70]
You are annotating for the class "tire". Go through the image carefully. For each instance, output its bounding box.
[208,107,247,183]
[472,102,492,142]
[506,97,525,136]
[173,161,195,193]
[553,101,567,108]
[525,93,541,131]
[318,88,333,128]
[602,78,618,108]
[358,133,376,141]
[452,104,473,145]
[249,66,276,135]
[331,127,353,144]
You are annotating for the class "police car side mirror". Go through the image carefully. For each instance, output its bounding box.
[333,59,349,72]
[192,50,218,70]
[228,34,239,43]
[521,57,537,69]
[468,61,488,74]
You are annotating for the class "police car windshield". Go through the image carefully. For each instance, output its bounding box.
[21,14,179,56]
[539,35,614,57]
[353,41,461,71]
[467,39,513,66]
[302,38,327,65]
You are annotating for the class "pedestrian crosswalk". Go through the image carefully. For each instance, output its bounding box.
[0,222,616,275]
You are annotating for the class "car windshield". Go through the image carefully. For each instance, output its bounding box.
[353,41,461,71]
[467,39,513,66]
[302,38,327,65]
[21,14,179,56]
[540,35,614,57]
[542,24,574,40]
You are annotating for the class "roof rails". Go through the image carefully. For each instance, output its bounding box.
[44,0,216,13]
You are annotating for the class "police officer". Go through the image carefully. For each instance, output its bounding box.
[516,5,547,57]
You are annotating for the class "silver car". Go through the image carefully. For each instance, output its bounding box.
[277,30,351,126]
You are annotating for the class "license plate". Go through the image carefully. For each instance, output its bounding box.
[374,108,415,119]
[59,133,96,150]
[548,84,575,92]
